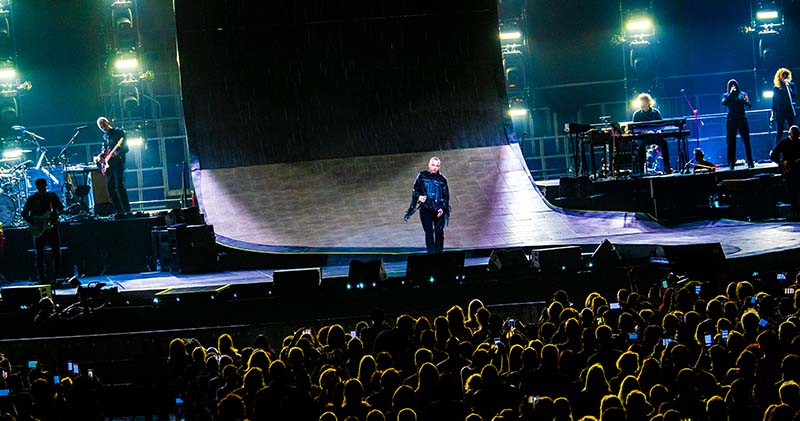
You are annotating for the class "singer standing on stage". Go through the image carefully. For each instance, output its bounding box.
[403,157,450,254]
[722,79,754,170]
[771,68,797,144]
[95,117,131,218]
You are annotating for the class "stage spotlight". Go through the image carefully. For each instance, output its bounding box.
[624,9,655,41]
[762,90,774,99]
[629,43,653,73]
[499,31,521,41]
[0,96,16,122]
[114,55,139,73]
[756,10,779,21]
[508,108,528,117]
[118,81,140,111]
[126,133,144,147]
[0,10,9,40]
[0,65,15,82]
[626,18,653,34]
[112,2,133,31]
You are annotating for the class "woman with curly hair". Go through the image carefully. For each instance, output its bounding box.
[771,67,797,144]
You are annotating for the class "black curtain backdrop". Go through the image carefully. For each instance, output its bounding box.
[174,0,509,169]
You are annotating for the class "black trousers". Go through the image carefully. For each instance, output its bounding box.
[34,227,61,280]
[726,118,753,167]
[636,137,671,173]
[775,112,797,144]
[105,164,131,214]
[419,207,444,254]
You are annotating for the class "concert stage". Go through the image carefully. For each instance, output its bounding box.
[1,143,799,339]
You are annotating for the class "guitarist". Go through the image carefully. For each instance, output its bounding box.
[771,125,800,218]
[96,116,131,218]
[21,178,65,282]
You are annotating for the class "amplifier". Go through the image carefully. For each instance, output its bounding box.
[1,284,52,310]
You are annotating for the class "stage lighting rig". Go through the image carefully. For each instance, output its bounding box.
[742,1,784,35]
[622,10,655,45]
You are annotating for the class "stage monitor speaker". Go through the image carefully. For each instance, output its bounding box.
[559,176,591,199]
[530,246,582,273]
[405,250,466,287]
[1,284,52,309]
[165,207,203,226]
[155,284,231,305]
[272,267,322,298]
[488,248,530,273]
[591,239,622,268]
[90,170,114,217]
[658,243,727,280]
[348,259,387,285]
[169,224,218,274]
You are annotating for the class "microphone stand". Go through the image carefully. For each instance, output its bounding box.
[57,128,82,163]
[680,89,703,167]
[680,89,703,147]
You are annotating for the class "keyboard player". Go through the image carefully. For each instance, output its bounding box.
[632,93,673,174]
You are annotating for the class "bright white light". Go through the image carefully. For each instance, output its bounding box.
[114,57,139,71]
[508,108,528,117]
[500,31,522,40]
[0,68,16,81]
[2,149,22,159]
[127,135,144,147]
[626,18,653,33]
[763,90,774,99]
[756,10,779,21]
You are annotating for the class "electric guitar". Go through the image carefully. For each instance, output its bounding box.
[28,204,78,238]
[29,210,59,238]
[98,138,124,175]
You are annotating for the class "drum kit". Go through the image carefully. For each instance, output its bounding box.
[0,125,95,227]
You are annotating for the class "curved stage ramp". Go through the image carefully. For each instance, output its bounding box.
[194,144,666,253]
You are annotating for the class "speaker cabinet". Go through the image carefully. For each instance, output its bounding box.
[272,267,322,298]
[348,259,387,285]
[168,224,218,274]
[530,246,582,273]
[405,250,465,287]
[1,284,52,309]
[658,243,726,280]
[488,248,530,273]
[89,171,114,217]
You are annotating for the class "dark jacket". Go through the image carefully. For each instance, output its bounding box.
[772,81,797,118]
[22,192,64,224]
[102,127,129,166]
[632,107,662,122]
[404,170,451,223]
[722,90,751,120]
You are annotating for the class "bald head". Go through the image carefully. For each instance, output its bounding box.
[96,117,111,133]
[428,157,441,175]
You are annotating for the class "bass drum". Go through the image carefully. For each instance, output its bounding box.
[0,194,16,227]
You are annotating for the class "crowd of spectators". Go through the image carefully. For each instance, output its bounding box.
[163,271,800,421]
[0,352,103,420]
[2,270,800,421]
